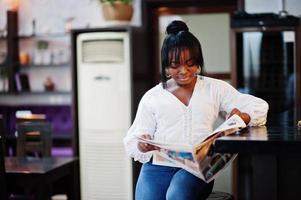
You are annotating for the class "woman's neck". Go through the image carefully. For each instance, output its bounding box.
[165,77,197,106]
[166,77,197,92]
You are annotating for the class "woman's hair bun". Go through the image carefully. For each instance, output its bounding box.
[166,20,189,35]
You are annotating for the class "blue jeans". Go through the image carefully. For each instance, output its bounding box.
[135,161,214,200]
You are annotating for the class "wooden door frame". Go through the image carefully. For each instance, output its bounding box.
[142,0,239,85]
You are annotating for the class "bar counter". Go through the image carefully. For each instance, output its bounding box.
[215,126,301,154]
[215,126,301,200]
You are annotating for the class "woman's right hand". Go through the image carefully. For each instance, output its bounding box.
[229,108,251,125]
[137,134,160,153]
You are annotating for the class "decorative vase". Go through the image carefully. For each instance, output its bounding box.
[101,2,133,21]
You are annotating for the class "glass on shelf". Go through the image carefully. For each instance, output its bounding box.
[0,23,7,38]
[32,19,36,36]
[0,67,8,92]
[33,40,52,65]
[52,49,69,65]
[0,51,6,65]
[0,78,8,92]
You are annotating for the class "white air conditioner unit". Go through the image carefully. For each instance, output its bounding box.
[75,30,133,200]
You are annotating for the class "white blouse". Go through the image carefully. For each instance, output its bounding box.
[123,76,268,163]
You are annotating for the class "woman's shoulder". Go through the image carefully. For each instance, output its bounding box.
[141,83,164,101]
[201,76,230,87]
[200,76,239,99]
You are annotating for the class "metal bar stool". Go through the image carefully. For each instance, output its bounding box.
[207,191,233,200]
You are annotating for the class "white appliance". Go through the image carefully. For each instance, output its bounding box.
[75,30,132,200]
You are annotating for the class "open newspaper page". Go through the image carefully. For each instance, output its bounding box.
[134,114,246,182]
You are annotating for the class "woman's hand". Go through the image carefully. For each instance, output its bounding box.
[137,134,160,153]
[229,108,251,125]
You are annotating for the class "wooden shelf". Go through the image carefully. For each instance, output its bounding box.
[0,33,68,40]
[20,63,70,69]
[20,33,68,39]
[0,92,71,105]
[18,91,71,94]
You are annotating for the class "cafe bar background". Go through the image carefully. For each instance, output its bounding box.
[1,0,301,199]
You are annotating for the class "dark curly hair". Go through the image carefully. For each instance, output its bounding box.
[161,20,205,88]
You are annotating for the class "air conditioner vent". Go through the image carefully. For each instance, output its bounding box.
[82,39,124,63]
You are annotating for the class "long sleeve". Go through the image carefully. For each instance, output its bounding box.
[123,93,157,163]
[218,80,269,126]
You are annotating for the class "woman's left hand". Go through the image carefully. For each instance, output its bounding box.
[137,134,160,153]
[229,108,251,125]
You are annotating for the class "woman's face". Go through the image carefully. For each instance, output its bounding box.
[166,49,199,87]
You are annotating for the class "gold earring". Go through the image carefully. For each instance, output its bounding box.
[165,69,171,78]
[195,67,201,76]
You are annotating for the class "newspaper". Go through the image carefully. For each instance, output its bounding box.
[134,114,246,182]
